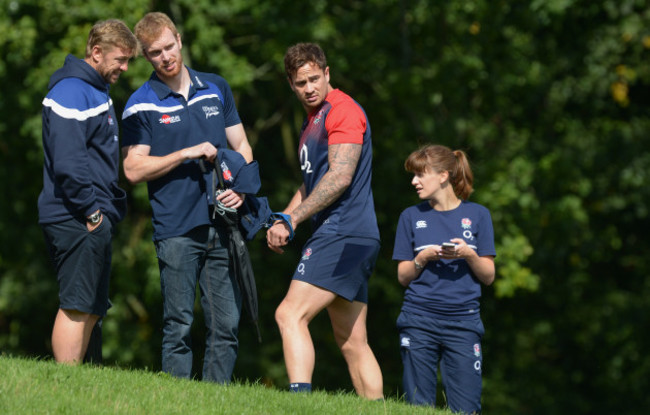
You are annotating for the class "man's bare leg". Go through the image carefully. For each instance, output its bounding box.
[328,297,383,399]
[275,280,337,385]
[52,308,99,364]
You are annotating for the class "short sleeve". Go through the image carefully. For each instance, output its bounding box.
[215,77,241,128]
[121,107,152,148]
[325,100,366,145]
[392,209,415,261]
[476,208,497,257]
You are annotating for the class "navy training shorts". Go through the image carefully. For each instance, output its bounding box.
[292,233,380,303]
[42,217,114,317]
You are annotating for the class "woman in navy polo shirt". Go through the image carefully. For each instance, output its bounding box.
[392,144,496,414]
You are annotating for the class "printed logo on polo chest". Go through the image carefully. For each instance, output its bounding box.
[159,114,181,124]
[202,105,220,118]
[461,217,475,241]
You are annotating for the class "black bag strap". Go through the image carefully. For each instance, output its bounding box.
[199,158,228,220]
[213,158,226,191]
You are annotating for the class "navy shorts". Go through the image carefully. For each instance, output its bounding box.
[42,217,114,316]
[397,310,484,413]
[292,233,380,303]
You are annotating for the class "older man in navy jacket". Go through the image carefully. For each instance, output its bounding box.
[38,19,137,364]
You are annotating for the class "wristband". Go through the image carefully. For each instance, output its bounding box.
[267,212,294,241]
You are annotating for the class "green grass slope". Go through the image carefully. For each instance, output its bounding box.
[0,355,451,414]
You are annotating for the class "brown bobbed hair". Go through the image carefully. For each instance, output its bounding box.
[405,144,474,200]
[284,42,327,81]
[85,19,137,58]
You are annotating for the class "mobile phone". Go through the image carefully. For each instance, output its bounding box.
[441,242,456,248]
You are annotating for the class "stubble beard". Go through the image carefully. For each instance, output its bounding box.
[157,55,183,82]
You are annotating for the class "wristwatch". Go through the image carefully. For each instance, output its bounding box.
[87,211,101,225]
[414,259,425,271]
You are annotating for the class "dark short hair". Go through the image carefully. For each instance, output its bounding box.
[284,43,327,80]
[85,19,137,57]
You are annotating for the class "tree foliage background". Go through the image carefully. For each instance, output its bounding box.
[1,0,649,413]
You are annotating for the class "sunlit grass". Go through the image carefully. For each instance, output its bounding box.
[0,355,452,414]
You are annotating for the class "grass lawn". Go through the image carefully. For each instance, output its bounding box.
[0,355,452,414]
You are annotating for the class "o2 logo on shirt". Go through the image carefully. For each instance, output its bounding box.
[300,144,313,174]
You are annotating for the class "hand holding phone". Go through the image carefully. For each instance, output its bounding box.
[440,241,459,259]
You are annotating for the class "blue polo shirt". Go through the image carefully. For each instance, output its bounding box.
[121,67,242,241]
[392,201,496,319]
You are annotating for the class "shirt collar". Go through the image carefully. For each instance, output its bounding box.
[148,66,209,100]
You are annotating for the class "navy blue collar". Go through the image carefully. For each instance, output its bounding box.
[148,66,209,100]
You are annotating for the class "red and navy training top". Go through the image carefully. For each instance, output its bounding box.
[298,89,379,240]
